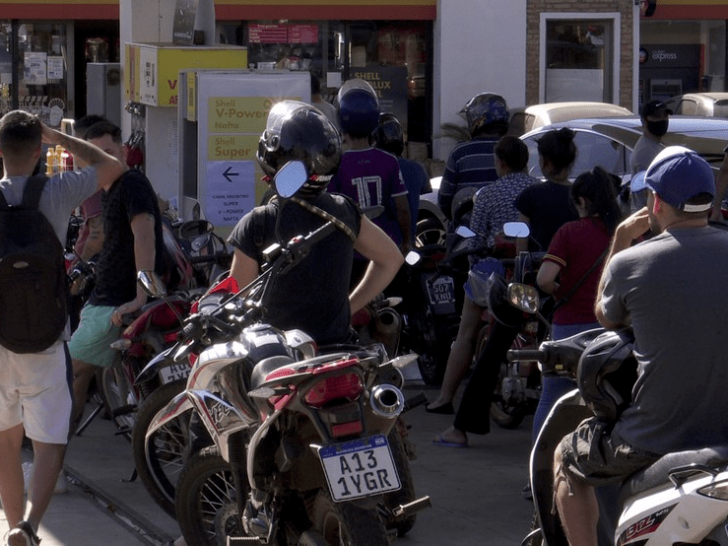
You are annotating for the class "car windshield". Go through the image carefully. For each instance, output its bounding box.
[523,129,631,181]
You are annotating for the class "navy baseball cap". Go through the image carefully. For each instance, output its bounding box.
[644,146,715,213]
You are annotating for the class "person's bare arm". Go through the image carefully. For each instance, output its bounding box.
[79,215,104,261]
[350,217,404,314]
[230,247,259,294]
[112,212,155,325]
[41,123,124,191]
[594,208,650,329]
[536,260,561,295]
[394,194,413,254]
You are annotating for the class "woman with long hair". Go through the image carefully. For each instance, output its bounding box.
[533,165,623,439]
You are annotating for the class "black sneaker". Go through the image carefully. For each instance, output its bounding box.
[7,521,41,546]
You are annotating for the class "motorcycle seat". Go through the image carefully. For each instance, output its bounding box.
[250,352,351,391]
[620,445,728,501]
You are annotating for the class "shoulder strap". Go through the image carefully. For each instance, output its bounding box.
[552,246,609,312]
[21,174,49,210]
[0,187,8,209]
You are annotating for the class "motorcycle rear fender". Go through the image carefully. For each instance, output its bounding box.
[186,389,252,461]
[145,390,194,442]
[135,346,175,385]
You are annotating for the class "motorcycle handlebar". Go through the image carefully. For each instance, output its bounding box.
[506,349,545,363]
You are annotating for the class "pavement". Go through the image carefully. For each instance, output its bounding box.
[1,378,535,546]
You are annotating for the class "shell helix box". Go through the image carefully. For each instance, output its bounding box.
[124,43,248,107]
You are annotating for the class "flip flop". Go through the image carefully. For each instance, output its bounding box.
[425,402,454,415]
[432,433,468,448]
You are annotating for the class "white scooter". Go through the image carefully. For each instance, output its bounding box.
[503,294,728,546]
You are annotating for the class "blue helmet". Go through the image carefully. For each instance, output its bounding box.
[459,93,509,136]
[337,79,380,138]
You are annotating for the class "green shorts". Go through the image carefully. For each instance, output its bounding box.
[559,417,661,487]
[68,304,122,368]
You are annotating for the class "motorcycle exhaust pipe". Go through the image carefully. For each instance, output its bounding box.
[369,384,405,419]
[372,307,401,357]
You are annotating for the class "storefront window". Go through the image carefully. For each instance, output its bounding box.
[0,21,70,126]
[219,20,431,153]
[544,18,616,103]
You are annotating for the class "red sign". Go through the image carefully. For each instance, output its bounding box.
[248,24,288,44]
[288,24,318,44]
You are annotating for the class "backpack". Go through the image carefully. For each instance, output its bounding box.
[0,174,68,353]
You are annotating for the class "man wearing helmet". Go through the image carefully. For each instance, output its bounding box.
[553,147,728,546]
[437,92,510,220]
[227,100,403,346]
[329,79,412,284]
[372,112,431,238]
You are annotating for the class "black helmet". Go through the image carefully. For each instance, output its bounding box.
[576,330,637,422]
[485,272,526,328]
[336,79,380,138]
[258,100,342,198]
[459,93,509,136]
[373,112,404,156]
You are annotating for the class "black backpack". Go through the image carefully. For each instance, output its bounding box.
[0,174,68,353]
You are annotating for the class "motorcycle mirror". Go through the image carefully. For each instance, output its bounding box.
[503,222,530,238]
[137,270,167,298]
[405,250,421,266]
[507,283,539,313]
[455,225,476,238]
[274,160,308,198]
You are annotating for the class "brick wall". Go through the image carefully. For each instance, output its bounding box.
[526,0,635,108]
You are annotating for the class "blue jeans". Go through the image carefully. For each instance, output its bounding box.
[532,322,601,443]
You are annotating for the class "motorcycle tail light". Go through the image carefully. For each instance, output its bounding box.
[304,372,364,408]
[331,420,364,438]
[698,479,728,500]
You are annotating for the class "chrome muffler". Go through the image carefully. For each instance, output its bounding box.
[369,384,405,418]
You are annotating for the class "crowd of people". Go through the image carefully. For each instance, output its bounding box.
[1,80,728,546]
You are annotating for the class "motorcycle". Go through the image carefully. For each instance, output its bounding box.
[453,222,550,429]
[142,161,430,544]
[509,322,728,546]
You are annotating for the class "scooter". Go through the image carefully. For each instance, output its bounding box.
[509,325,728,546]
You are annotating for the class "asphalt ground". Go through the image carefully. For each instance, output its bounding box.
[1,378,535,546]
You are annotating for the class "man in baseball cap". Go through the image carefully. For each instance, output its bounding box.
[554,144,728,546]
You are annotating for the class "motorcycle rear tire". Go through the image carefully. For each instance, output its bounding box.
[175,446,245,546]
[415,311,453,386]
[489,363,527,430]
[131,379,186,518]
[414,217,446,248]
[311,490,389,546]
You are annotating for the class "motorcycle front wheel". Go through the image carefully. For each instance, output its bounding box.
[175,446,245,546]
[131,379,186,518]
[311,490,389,546]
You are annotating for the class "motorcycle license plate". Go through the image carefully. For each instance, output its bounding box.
[159,363,190,385]
[427,276,456,310]
[318,435,401,502]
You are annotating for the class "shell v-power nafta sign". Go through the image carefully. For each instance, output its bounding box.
[178,70,310,230]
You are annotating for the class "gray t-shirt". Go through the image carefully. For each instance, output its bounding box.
[0,167,98,244]
[600,226,728,454]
